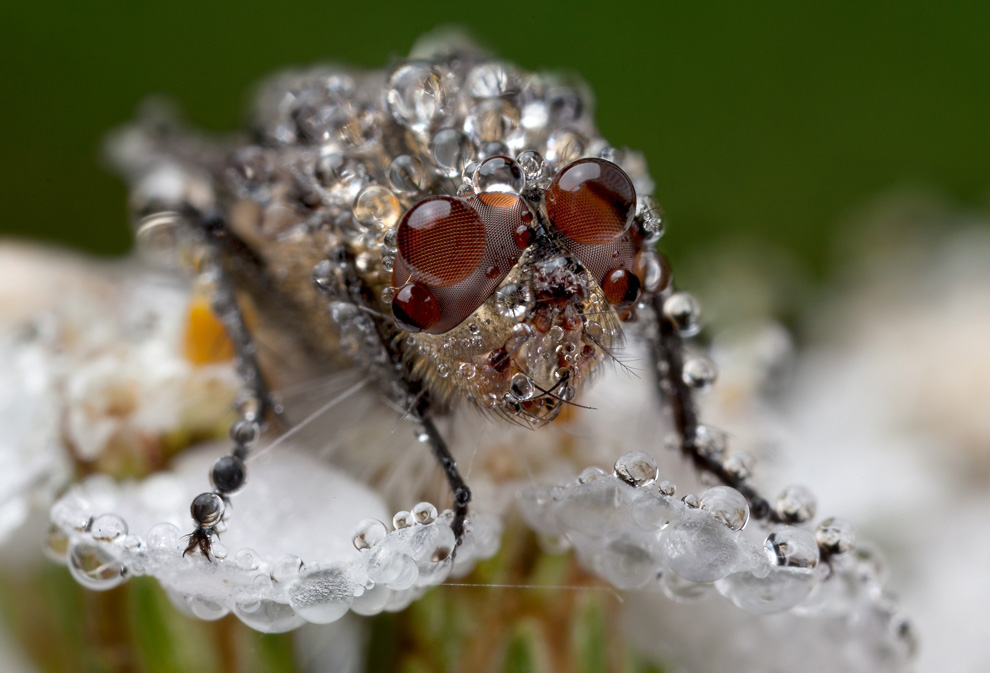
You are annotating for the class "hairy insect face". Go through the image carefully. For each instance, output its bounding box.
[387,158,655,424]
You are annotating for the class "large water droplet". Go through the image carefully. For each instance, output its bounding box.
[289,567,354,624]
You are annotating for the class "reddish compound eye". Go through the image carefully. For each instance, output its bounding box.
[391,282,441,332]
[546,158,635,246]
[392,192,532,333]
[396,196,486,287]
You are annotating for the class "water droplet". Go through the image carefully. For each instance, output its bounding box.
[775,485,817,523]
[315,152,368,206]
[387,154,426,193]
[578,466,607,484]
[613,451,658,487]
[289,567,354,624]
[352,519,388,551]
[272,554,304,583]
[682,356,717,391]
[392,511,415,529]
[411,502,438,525]
[662,516,740,583]
[465,61,520,98]
[722,451,755,481]
[146,522,181,552]
[766,526,819,569]
[234,599,305,633]
[458,362,476,379]
[386,62,449,133]
[546,128,586,166]
[515,150,547,185]
[663,292,702,337]
[90,514,128,542]
[509,373,536,400]
[235,548,261,571]
[353,185,400,230]
[494,282,534,320]
[473,155,525,194]
[464,99,520,145]
[68,540,127,591]
[700,486,750,531]
[430,128,474,178]
[815,517,855,555]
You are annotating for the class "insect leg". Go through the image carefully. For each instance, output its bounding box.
[649,293,783,524]
[315,245,471,548]
[183,211,282,558]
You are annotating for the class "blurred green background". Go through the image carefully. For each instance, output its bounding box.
[2,2,988,280]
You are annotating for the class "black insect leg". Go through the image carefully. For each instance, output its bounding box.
[416,410,472,546]
[650,293,783,525]
[181,211,281,559]
[315,245,472,549]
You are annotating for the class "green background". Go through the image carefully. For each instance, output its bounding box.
[2,2,988,279]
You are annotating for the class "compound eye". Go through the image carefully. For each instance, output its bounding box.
[546,158,636,246]
[396,196,486,287]
[392,193,531,333]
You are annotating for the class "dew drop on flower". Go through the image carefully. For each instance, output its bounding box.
[234,599,305,633]
[90,513,128,542]
[662,516,740,583]
[68,539,127,591]
[613,450,659,487]
[700,486,750,531]
[765,526,819,569]
[411,501,438,525]
[288,567,354,624]
[353,519,388,550]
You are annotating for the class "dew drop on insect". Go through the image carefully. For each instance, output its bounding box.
[775,485,817,523]
[387,154,425,193]
[601,268,642,308]
[68,539,127,591]
[663,292,702,337]
[509,373,536,400]
[700,486,750,531]
[353,519,388,551]
[613,451,659,487]
[353,185,400,230]
[516,149,547,184]
[391,282,441,333]
[315,152,368,206]
[815,517,856,555]
[458,362,476,379]
[464,99,519,144]
[546,128,586,167]
[723,451,755,481]
[473,155,525,194]
[682,356,717,391]
[430,128,475,178]
[494,283,534,320]
[465,61,519,98]
[386,62,449,132]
